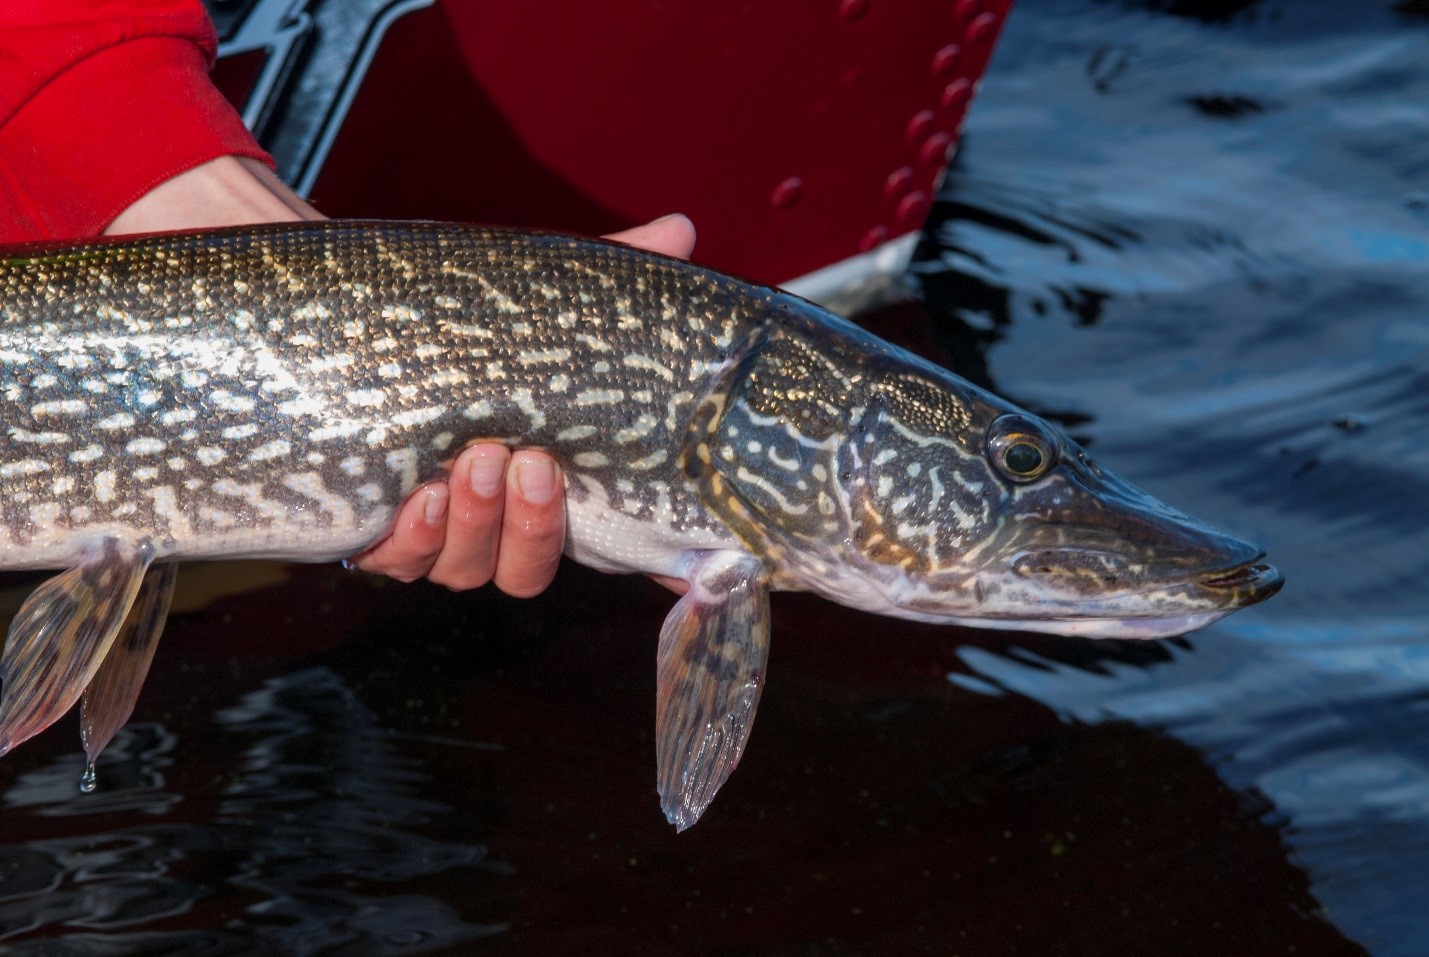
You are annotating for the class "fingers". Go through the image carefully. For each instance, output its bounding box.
[424,444,511,589]
[351,483,450,582]
[353,444,567,596]
[605,213,696,260]
[491,451,567,598]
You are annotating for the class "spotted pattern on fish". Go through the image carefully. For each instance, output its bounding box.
[0,222,777,571]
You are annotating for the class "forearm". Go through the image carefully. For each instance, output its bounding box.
[105,156,322,235]
[0,0,271,243]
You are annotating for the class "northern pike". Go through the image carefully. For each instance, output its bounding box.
[0,221,1282,828]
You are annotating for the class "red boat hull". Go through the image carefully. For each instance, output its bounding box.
[212,0,1012,296]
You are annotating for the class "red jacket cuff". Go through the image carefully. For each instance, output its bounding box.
[0,35,272,243]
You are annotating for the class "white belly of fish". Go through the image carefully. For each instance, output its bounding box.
[0,467,739,579]
[0,496,398,571]
[561,475,741,579]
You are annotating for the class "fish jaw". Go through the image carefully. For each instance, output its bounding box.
[872,561,1285,639]
[913,610,1236,640]
[796,541,1282,639]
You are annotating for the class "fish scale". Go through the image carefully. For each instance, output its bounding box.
[0,221,749,571]
[0,220,1281,829]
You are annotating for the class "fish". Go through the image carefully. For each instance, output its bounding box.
[0,220,1282,828]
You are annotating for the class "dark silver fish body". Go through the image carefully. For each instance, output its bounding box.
[0,221,1282,828]
[0,223,756,574]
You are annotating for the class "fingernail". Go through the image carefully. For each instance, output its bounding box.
[423,485,449,525]
[515,457,557,504]
[469,452,505,498]
[652,212,683,225]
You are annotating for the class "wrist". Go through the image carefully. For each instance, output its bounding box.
[104,156,324,236]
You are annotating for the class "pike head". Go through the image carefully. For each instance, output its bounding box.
[686,300,1283,639]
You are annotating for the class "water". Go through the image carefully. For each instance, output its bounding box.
[927,2,1429,952]
[0,0,1426,952]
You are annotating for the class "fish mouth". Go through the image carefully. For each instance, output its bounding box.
[932,553,1285,640]
[1196,553,1284,606]
[1007,543,1283,607]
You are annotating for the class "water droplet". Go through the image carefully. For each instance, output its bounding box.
[932,43,963,77]
[1333,415,1365,432]
[859,226,891,252]
[919,130,954,166]
[770,177,804,209]
[905,109,938,146]
[884,166,915,201]
[838,0,870,22]
[941,78,973,113]
[968,11,1000,47]
[952,0,984,28]
[80,763,97,793]
[897,191,932,230]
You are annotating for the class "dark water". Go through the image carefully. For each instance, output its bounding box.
[2,0,1427,953]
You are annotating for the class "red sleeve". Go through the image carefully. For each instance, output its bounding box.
[0,0,273,244]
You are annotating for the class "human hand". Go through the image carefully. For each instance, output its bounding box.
[105,157,696,595]
[353,214,696,594]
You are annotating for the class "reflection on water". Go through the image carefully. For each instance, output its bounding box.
[0,0,1425,953]
[0,669,505,953]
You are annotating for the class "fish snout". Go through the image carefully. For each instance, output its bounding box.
[1134,522,1283,607]
[1009,528,1281,609]
[1196,554,1284,607]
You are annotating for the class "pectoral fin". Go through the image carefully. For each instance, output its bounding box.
[0,539,152,756]
[656,550,770,832]
[80,562,178,781]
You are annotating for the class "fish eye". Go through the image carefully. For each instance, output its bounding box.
[1003,440,1045,475]
[987,414,1058,483]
